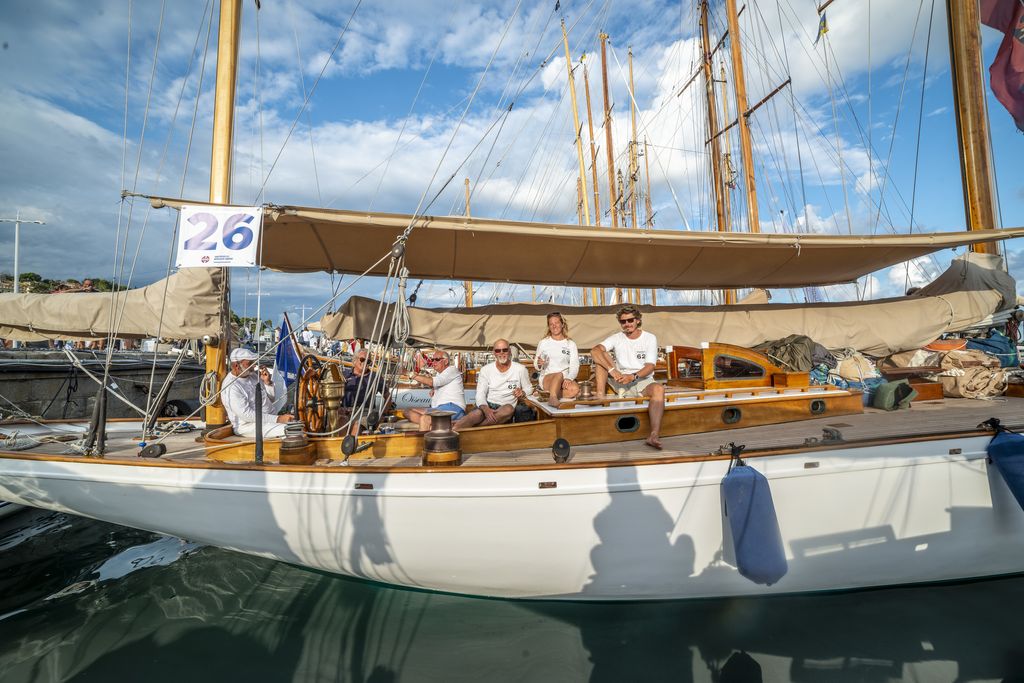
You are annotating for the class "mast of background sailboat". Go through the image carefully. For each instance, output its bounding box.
[205,0,243,428]
[945,0,1000,253]
[627,47,642,305]
[724,0,760,236]
[600,33,624,305]
[582,56,605,305]
[464,178,473,307]
[562,20,592,306]
[700,0,734,305]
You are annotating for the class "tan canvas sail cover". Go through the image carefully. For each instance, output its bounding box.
[320,254,1015,357]
[0,269,224,341]
[150,197,1024,289]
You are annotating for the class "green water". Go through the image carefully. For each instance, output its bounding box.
[0,508,1022,682]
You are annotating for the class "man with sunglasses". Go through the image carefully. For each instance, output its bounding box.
[406,350,465,431]
[454,339,536,429]
[591,305,665,449]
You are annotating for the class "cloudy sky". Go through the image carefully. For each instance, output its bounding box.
[1,0,1021,329]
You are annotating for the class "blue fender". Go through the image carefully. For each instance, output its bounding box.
[988,429,1024,511]
[722,463,789,586]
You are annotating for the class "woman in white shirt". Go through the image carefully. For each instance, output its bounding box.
[535,311,580,407]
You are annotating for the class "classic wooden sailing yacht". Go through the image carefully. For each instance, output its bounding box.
[0,1,1023,600]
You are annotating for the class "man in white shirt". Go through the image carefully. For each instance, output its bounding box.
[406,349,466,430]
[221,347,295,438]
[455,339,536,429]
[591,306,666,449]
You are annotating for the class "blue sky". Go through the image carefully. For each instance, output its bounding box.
[0,0,1021,330]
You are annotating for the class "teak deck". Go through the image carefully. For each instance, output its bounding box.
[2,397,1021,472]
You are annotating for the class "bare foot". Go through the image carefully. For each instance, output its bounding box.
[547,396,561,408]
[645,435,663,450]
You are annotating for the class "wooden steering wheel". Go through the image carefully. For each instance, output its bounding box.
[296,355,326,433]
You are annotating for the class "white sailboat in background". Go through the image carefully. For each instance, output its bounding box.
[1,0,1024,600]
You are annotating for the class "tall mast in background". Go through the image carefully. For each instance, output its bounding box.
[724,0,760,235]
[600,33,623,304]
[464,178,473,307]
[582,56,605,305]
[701,1,735,305]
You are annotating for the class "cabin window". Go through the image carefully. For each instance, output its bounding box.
[616,416,640,433]
[713,354,766,380]
[810,399,826,415]
[722,407,742,424]
[676,359,702,378]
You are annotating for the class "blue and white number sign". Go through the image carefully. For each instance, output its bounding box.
[176,205,263,268]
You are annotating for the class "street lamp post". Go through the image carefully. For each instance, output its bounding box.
[0,211,46,349]
[0,210,46,294]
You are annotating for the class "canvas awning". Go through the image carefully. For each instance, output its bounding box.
[150,197,1024,290]
[319,253,1016,356]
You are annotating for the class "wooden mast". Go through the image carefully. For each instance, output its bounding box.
[946,0,1000,253]
[719,63,734,237]
[205,0,243,426]
[724,0,760,235]
[562,20,592,228]
[643,137,656,306]
[562,20,592,307]
[627,47,642,304]
[701,1,734,305]
[463,178,473,307]
[599,32,623,304]
[582,57,605,306]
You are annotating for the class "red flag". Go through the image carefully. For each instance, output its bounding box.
[981,0,1024,132]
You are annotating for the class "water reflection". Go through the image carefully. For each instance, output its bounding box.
[0,509,1023,682]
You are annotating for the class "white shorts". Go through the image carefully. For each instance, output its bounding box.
[607,375,656,398]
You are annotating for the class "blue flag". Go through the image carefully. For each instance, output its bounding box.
[275,317,301,388]
[271,317,302,413]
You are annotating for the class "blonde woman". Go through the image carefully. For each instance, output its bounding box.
[535,311,580,407]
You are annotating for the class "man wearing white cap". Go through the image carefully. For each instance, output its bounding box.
[221,347,295,438]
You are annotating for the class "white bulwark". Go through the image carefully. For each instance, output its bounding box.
[176,205,263,268]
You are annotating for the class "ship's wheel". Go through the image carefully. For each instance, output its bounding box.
[296,355,326,433]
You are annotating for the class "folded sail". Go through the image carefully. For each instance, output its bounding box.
[0,269,225,341]
[320,254,1015,357]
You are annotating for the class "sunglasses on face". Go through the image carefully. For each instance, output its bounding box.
[430,357,445,363]
[619,317,637,325]
[493,348,510,353]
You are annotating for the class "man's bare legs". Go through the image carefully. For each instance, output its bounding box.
[642,382,665,449]
[591,344,615,396]
[453,404,515,430]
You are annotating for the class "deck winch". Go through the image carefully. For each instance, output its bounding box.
[422,411,461,467]
[279,422,315,465]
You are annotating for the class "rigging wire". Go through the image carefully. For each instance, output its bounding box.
[253,0,365,202]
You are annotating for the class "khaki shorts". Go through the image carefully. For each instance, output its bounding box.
[607,375,656,398]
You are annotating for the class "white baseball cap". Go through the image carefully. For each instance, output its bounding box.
[230,347,258,363]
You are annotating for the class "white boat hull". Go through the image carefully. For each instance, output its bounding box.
[0,435,1022,600]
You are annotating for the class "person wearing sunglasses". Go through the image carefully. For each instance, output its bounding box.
[454,339,536,429]
[406,350,466,431]
[536,311,580,407]
[591,305,665,449]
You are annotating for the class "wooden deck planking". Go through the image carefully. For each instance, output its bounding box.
[3,398,1022,469]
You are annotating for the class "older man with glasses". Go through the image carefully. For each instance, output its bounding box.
[406,350,466,431]
[591,305,666,449]
[454,339,536,430]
